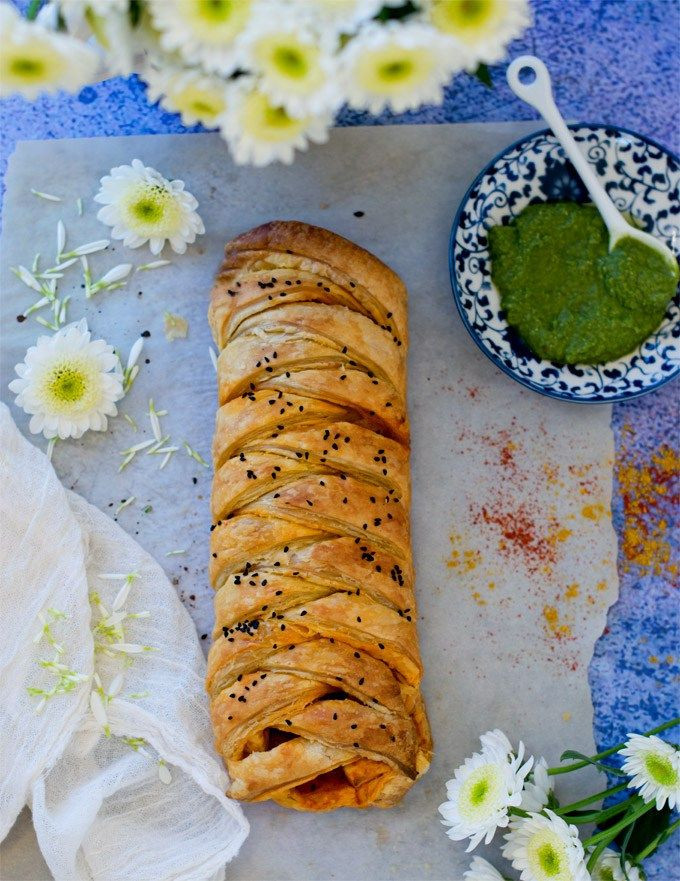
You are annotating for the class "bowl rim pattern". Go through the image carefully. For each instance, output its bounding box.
[448,121,680,404]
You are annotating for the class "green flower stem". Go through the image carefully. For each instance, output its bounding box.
[507,806,530,819]
[583,799,655,848]
[547,717,680,776]
[561,795,636,826]
[26,0,42,20]
[585,839,610,873]
[634,816,680,862]
[555,782,629,814]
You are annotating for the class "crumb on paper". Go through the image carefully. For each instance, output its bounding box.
[164,311,188,341]
[562,711,572,722]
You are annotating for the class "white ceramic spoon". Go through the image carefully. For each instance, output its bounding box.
[506,54,677,271]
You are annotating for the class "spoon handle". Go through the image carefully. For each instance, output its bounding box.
[506,55,626,238]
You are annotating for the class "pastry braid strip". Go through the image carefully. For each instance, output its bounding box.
[207,221,431,811]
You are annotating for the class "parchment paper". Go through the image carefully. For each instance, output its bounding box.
[0,123,618,881]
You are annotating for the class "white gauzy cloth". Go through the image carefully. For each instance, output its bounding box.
[0,404,249,881]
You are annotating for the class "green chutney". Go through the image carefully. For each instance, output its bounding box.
[488,202,679,364]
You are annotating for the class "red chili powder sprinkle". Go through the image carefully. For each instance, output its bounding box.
[473,502,558,576]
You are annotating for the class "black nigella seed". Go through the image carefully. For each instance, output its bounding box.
[333,712,338,720]
[285,719,292,726]
[353,742,359,748]
[351,723,358,729]
[354,652,360,658]
[380,724,386,730]
[300,610,307,616]
[378,643,385,650]
[356,616,361,623]
[212,553,217,558]
[353,210,364,217]
[358,677,364,685]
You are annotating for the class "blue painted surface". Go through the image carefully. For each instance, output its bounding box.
[1,0,678,876]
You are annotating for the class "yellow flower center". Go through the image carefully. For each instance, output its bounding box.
[172,84,227,121]
[179,0,252,44]
[122,183,182,235]
[527,829,570,881]
[273,45,309,79]
[38,356,103,415]
[240,92,307,142]
[431,0,501,39]
[48,366,87,403]
[253,35,325,95]
[2,42,65,87]
[458,764,503,820]
[356,46,434,95]
[644,752,677,787]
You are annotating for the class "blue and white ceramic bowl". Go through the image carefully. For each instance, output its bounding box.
[450,124,680,402]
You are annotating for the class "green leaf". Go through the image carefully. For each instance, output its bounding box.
[558,749,628,776]
[598,801,672,862]
[129,0,142,27]
[474,63,493,88]
[374,2,418,22]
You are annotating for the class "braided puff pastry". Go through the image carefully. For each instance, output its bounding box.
[207,221,431,811]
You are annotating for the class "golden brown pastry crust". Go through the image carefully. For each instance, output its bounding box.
[207,221,431,811]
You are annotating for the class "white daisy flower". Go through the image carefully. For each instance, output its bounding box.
[439,729,533,851]
[242,15,340,116]
[341,21,459,115]
[620,732,680,810]
[94,159,205,255]
[220,79,331,166]
[145,65,230,128]
[520,756,553,812]
[0,2,99,100]
[588,846,643,881]
[148,0,254,75]
[423,0,532,71]
[502,810,590,881]
[287,0,383,36]
[8,319,124,440]
[463,856,507,881]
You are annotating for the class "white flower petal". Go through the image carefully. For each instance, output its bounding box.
[463,856,506,881]
[424,0,532,70]
[621,732,680,811]
[439,730,532,851]
[10,321,123,440]
[0,5,100,100]
[148,0,253,74]
[588,846,643,881]
[95,160,205,255]
[341,21,460,115]
[502,810,589,881]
